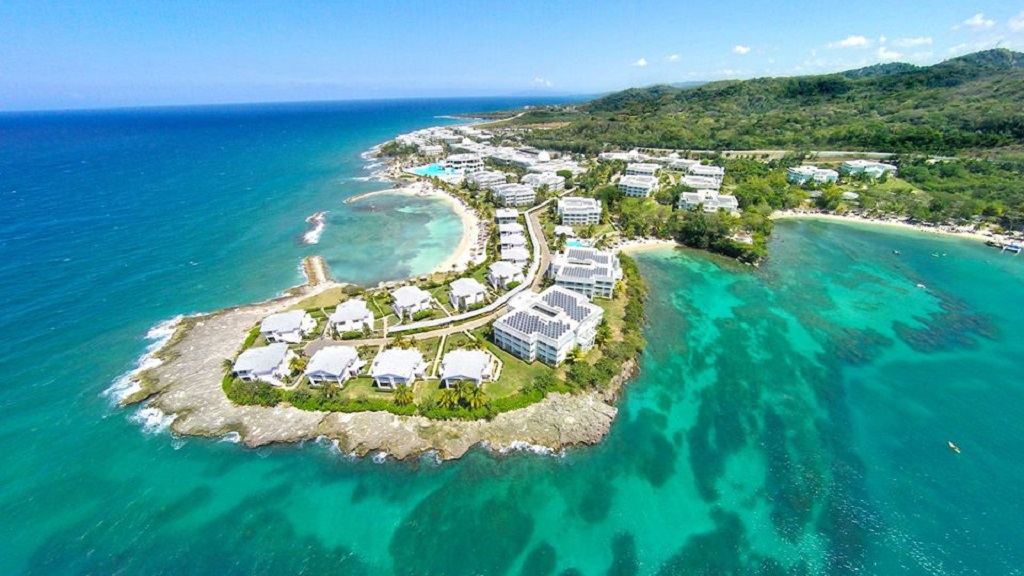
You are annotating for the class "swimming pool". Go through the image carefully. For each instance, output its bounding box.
[566,239,593,248]
[411,163,458,177]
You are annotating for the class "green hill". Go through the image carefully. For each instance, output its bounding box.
[522,49,1024,155]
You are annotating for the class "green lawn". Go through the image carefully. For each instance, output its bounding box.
[471,327,555,394]
[290,287,351,311]
[443,332,474,354]
[335,376,394,401]
[412,336,443,364]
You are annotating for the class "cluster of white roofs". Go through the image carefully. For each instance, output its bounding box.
[494,209,531,271]
[234,341,496,391]
[840,160,897,178]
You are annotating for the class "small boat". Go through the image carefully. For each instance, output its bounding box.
[892,250,901,255]
[916,283,926,289]
[948,441,961,454]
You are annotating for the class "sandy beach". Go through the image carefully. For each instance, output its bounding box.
[771,210,1013,244]
[347,181,484,274]
[616,238,680,253]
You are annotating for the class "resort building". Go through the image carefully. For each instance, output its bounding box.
[491,183,537,207]
[557,197,602,225]
[488,260,525,289]
[501,247,530,267]
[466,170,508,189]
[304,346,364,387]
[418,144,443,156]
[787,166,840,185]
[548,247,623,299]
[492,286,604,366]
[617,175,659,198]
[495,208,519,225]
[499,233,528,250]
[259,310,316,344]
[840,160,897,178]
[391,285,432,321]
[522,172,565,192]
[498,222,524,238]
[667,158,702,172]
[328,299,374,336]
[232,343,293,385]
[370,348,427,389]
[439,349,494,388]
[449,278,487,311]
[443,153,484,173]
[688,164,725,184]
[625,163,660,177]
[680,175,721,190]
[677,190,740,214]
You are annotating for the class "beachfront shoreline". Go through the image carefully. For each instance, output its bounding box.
[771,210,1013,244]
[346,181,484,275]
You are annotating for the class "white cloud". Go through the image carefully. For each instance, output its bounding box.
[828,35,871,49]
[532,77,552,88]
[810,48,817,57]
[632,57,648,67]
[732,45,751,55]
[1009,11,1024,32]
[892,37,933,48]
[876,46,903,61]
[955,13,995,30]
[879,35,888,44]
[666,54,680,62]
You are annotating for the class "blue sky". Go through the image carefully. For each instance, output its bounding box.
[2,1,1023,110]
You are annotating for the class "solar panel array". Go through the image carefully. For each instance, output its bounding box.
[542,289,596,322]
[499,310,570,339]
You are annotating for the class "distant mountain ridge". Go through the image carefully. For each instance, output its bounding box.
[522,49,1024,154]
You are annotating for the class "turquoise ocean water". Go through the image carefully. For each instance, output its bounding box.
[1,101,1022,574]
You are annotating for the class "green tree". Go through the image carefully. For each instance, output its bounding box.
[393,384,414,406]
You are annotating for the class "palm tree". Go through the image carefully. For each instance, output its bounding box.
[596,320,612,346]
[437,388,459,410]
[454,380,475,406]
[393,384,414,407]
[463,384,488,411]
[566,347,586,365]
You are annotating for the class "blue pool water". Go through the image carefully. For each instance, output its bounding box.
[566,239,592,248]
[411,163,457,177]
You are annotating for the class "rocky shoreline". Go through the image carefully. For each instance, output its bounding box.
[124,277,638,461]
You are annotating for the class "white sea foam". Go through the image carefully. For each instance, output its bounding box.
[301,211,327,245]
[496,441,563,457]
[371,451,390,464]
[219,432,241,443]
[131,407,177,435]
[102,315,184,404]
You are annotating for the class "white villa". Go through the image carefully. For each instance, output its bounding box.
[495,208,519,225]
[449,277,487,311]
[488,260,525,289]
[678,190,740,214]
[439,349,494,388]
[491,183,537,207]
[522,172,565,192]
[492,286,604,366]
[557,197,602,225]
[681,175,722,190]
[232,343,293,385]
[625,162,659,177]
[499,233,528,250]
[391,285,432,320]
[618,175,659,198]
[840,160,897,178]
[370,348,427,389]
[787,166,839,185]
[498,222,524,238]
[443,153,484,173]
[304,346,364,387]
[553,225,577,238]
[329,299,374,336]
[466,170,508,189]
[501,247,530,267]
[418,143,443,156]
[688,164,725,184]
[548,246,623,299]
[259,310,316,343]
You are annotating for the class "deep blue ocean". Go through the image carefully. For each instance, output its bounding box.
[1,99,1022,575]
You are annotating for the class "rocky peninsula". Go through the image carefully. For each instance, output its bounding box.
[123,261,635,460]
